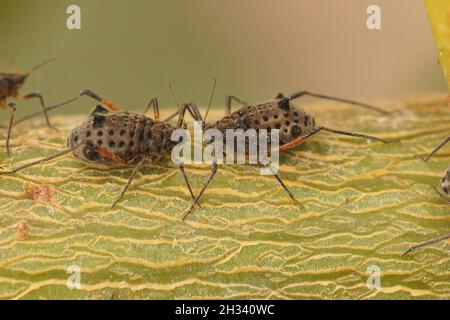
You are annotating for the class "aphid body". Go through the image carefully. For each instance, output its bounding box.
[68,110,176,165]
[206,94,315,146]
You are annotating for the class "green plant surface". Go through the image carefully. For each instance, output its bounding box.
[0,96,449,299]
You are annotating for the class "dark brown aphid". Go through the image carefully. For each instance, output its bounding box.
[0,87,210,209]
[1,58,59,155]
[181,90,389,220]
[402,136,450,256]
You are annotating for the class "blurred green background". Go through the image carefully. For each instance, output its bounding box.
[0,0,447,120]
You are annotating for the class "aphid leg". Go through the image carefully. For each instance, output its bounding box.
[13,95,80,126]
[144,97,160,120]
[111,161,145,209]
[401,233,450,256]
[176,162,201,208]
[225,95,248,116]
[279,126,388,151]
[0,148,75,175]
[164,102,203,124]
[79,89,121,112]
[17,91,54,129]
[5,102,16,155]
[182,161,218,221]
[421,136,449,162]
[264,164,304,208]
[13,90,120,126]
[176,103,203,129]
[285,91,389,115]
[165,80,217,123]
[431,185,450,204]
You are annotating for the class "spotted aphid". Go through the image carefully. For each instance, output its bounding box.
[1,58,59,155]
[0,89,207,209]
[402,136,449,256]
[181,90,390,220]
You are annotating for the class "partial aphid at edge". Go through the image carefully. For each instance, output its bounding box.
[1,58,58,155]
[402,136,450,256]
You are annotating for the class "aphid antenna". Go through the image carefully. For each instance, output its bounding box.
[203,78,217,124]
[168,83,181,110]
[26,57,59,76]
[283,90,390,115]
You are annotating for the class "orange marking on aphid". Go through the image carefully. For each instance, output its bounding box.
[96,147,126,164]
[24,183,52,203]
[279,136,308,151]
[100,99,120,112]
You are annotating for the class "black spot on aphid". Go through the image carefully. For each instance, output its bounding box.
[304,115,310,126]
[109,141,115,148]
[130,131,135,138]
[86,131,91,137]
[119,141,125,148]
[109,130,114,136]
[275,123,281,129]
[291,125,302,138]
[97,139,103,145]
[263,116,269,122]
[283,112,289,118]
[93,114,106,128]
[254,120,260,125]
[274,113,279,119]
[294,111,299,117]
[74,135,78,143]
[120,129,126,136]
[130,141,135,147]
[294,119,299,124]
[285,121,290,126]
[97,130,103,137]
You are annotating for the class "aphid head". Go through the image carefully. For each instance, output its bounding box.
[442,168,450,196]
[2,73,28,94]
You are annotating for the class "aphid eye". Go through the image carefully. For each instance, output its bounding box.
[82,146,100,161]
[291,125,302,138]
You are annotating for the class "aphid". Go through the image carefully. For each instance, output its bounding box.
[180,90,390,220]
[402,136,449,256]
[0,87,213,209]
[1,57,58,155]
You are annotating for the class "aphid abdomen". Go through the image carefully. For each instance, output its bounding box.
[69,111,148,164]
[140,121,176,163]
[209,101,315,146]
